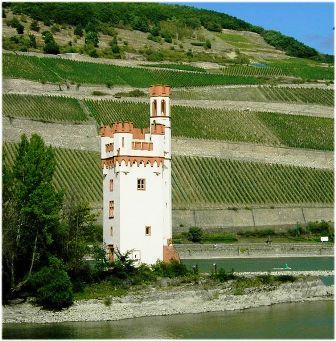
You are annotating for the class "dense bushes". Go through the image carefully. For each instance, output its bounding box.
[28,257,73,310]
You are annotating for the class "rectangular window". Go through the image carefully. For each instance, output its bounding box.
[145,226,151,236]
[109,179,113,192]
[110,226,113,236]
[109,201,114,219]
[137,178,146,190]
[122,137,125,147]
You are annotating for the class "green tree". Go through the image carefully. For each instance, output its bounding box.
[28,256,73,310]
[2,134,64,296]
[204,39,212,49]
[110,36,120,55]
[74,24,83,37]
[29,34,37,48]
[42,31,60,54]
[187,227,203,243]
[85,31,99,47]
[30,20,40,32]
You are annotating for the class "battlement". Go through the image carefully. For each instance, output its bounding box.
[149,85,171,97]
[102,155,164,168]
[100,122,165,140]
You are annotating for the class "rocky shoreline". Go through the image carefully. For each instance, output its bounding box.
[3,278,333,324]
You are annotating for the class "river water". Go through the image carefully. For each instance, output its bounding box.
[3,301,334,339]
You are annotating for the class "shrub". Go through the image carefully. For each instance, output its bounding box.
[30,20,40,32]
[44,41,60,54]
[204,39,212,49]
[152,260,189,278]
[274,275,296,283]
[29,257,73,310]
[187,227,203,243]
[213,268,236,282]
[306,221,330,235]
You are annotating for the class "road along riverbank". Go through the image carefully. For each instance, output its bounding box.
[3,278,333,324]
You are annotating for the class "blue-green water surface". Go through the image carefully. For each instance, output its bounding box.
[3,300,333,339]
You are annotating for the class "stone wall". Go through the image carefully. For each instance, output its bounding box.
[173,206,334,233]
[175,242,334,259]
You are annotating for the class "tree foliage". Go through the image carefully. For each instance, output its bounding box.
[8,2,327,60]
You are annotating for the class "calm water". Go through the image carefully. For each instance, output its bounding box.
[182,256,334,273]
[3,301,334,339]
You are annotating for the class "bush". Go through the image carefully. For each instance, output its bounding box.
[307,221,330,235]
[213,268,236,282]
[44,41,60,54]
[28,257,73,310]
[30,20,40,32]
[204,39,212,49]
[152,260,189,278]
[187,227,203,243]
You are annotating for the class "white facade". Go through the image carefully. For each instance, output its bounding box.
[100,85,176,265]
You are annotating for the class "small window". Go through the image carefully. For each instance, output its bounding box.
[109,179,113,191]
[122,137,125,147]
[145,226,151,236]
[152,100,157,116]
[109,200,114,219]
[137,178,146,190]
[110,226,113,236]
[161,100,166,115]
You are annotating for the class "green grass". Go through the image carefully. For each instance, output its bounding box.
[85,99,333,150]
[3,94,88,123]
[220,33,252,44]
[3,143,333,208]
[74,281,128,300]
[3,53,260,87]
[173,86,334,106]
[257,112,334,151]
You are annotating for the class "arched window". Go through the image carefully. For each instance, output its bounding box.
[152,100,157,116]
[161,100,166,115]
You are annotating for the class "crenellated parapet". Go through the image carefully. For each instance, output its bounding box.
[101,155,164,168]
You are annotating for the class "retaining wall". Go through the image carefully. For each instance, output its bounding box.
[175,243,334,259]
[173,206,334,233]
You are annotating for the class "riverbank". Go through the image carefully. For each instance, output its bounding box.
[3,277,333,324]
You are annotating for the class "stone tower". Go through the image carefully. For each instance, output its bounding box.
[100,85,179,265]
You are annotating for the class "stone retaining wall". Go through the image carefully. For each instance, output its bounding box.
[173,206,334,232]
[175,243,334,259]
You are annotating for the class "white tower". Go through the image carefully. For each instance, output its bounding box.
[100,85,179,265]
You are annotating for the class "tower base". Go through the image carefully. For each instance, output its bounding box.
[163,244,180,263]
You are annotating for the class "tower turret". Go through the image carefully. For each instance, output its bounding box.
[149,85,171,128]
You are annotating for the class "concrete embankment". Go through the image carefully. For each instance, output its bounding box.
[2,278,333,324]
[175,243,334,259]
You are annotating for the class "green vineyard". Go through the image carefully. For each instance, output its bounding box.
[3,143,333,208]
[3,53,260,87]
[3,94,88,123]
[143,63,206,73]
[257,112,334,151]
[174,86,334,106]
[221,65,285,77]
[3,142,102,204]
[85,99,333,150]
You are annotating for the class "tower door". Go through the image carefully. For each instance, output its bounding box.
[132,250,141,264]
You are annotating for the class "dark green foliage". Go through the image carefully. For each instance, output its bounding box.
[110,36,120,57]
[29,34,37,48]
[261,30,318,59]
[111,250,137,279]
[212,268,236,282]
[74,24,83,37]
[30,20,40,32]
[274,275,296,283]
[85,31,99,47]
[187,227,203,243]
[42,31,60,54]
[28,257,73,310]
[50,24,61,33]
[306,221,331,235]
[8,2,324,59]
[152,260,189,278]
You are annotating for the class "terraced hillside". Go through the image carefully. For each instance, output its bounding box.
[3,94,88,123]
[3,53,260,87]
[85,99,333,150]
[3,143,333,209]
[174,86,334,106]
